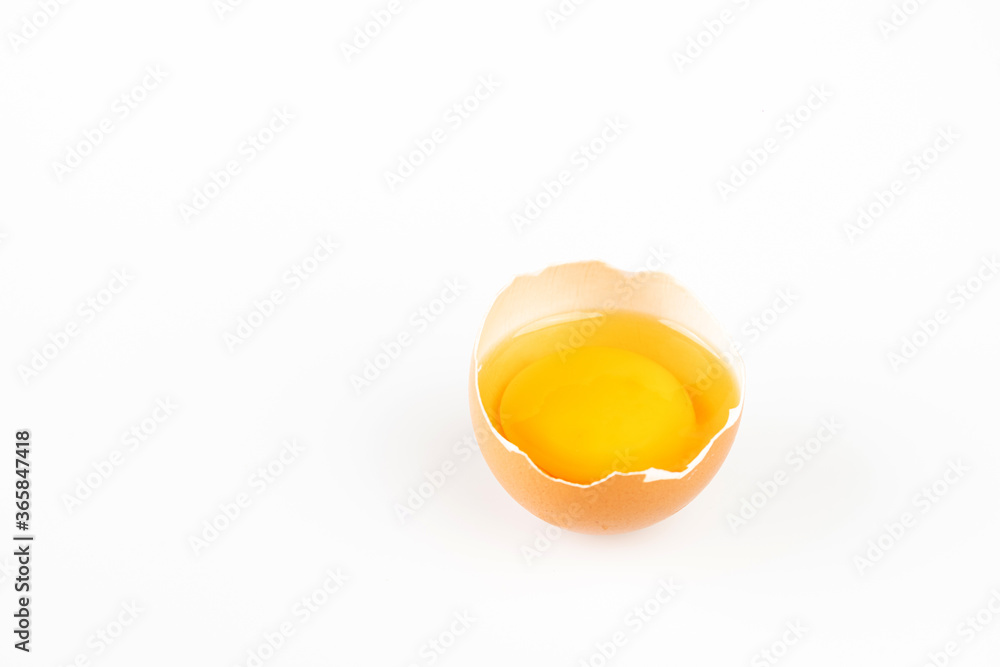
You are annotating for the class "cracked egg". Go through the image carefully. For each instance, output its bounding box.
[468,261,745,534]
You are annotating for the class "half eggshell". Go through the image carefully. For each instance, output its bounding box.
[468,260,745,534]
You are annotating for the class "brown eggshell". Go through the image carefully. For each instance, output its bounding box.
[469,261,745,534]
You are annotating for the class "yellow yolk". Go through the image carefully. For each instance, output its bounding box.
[498,346,697,484]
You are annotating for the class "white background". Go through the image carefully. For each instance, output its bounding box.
[2,0,1000,665]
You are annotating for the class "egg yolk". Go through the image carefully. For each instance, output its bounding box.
[498,346,697,484]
